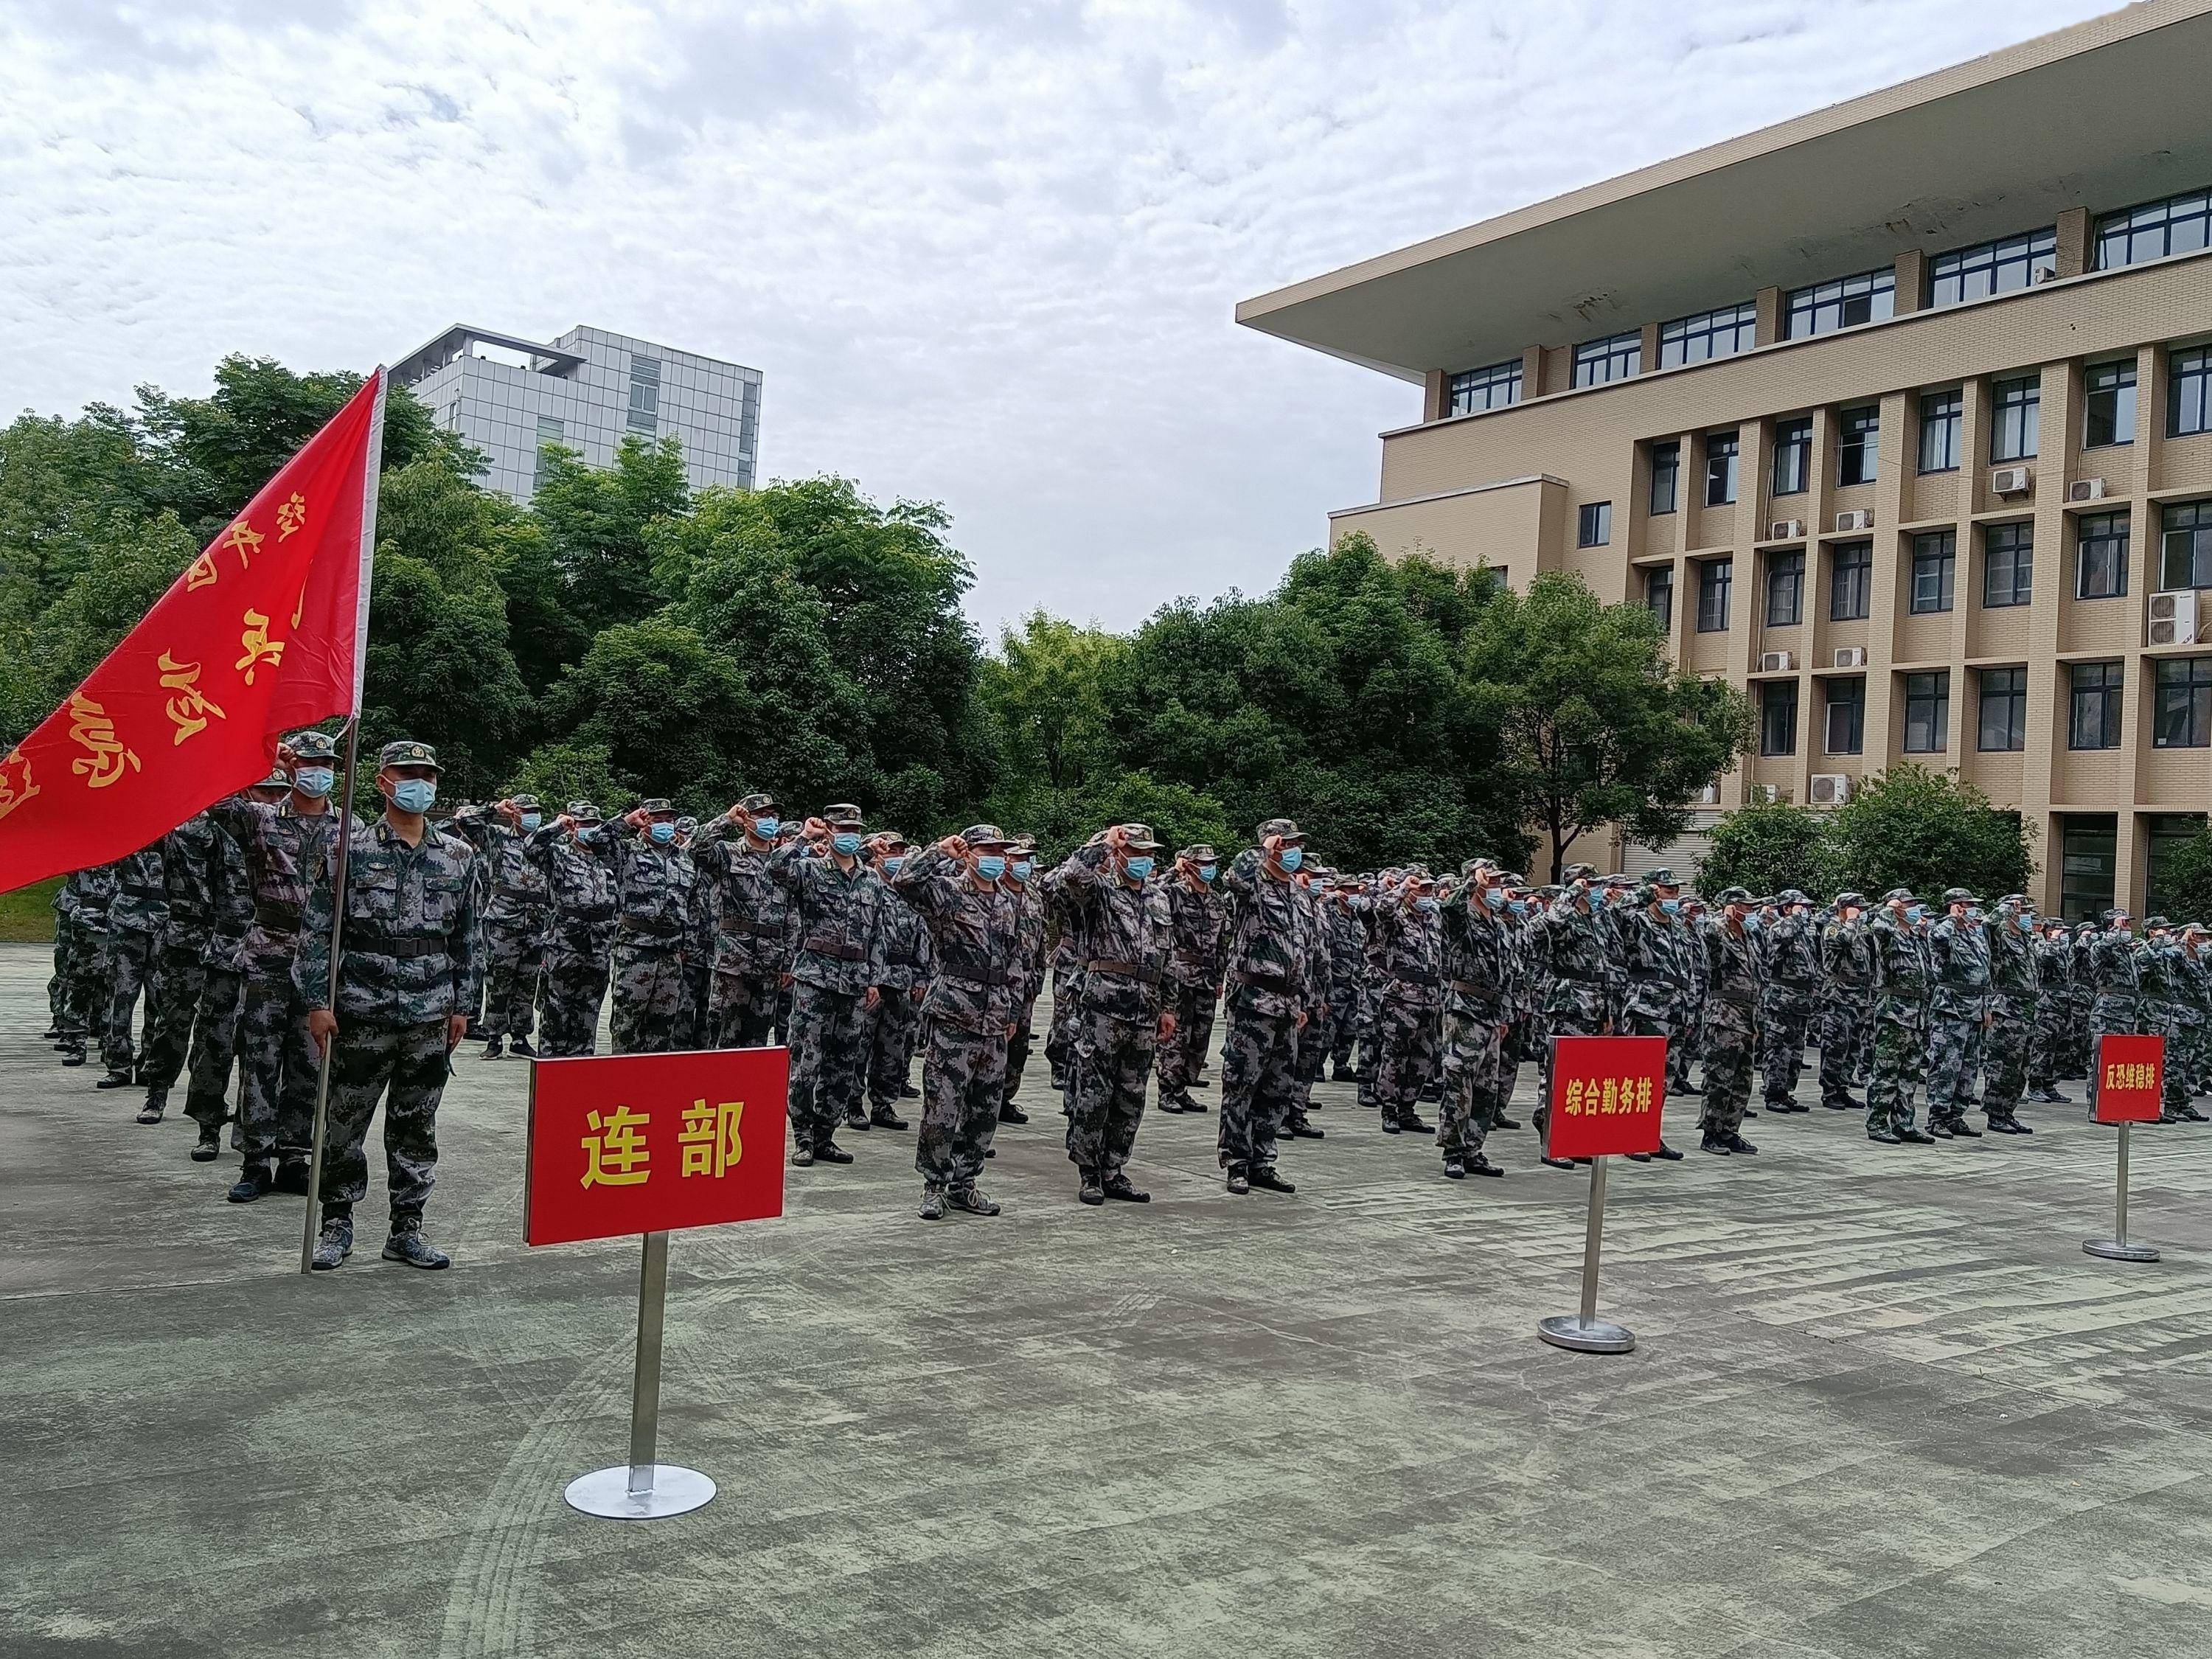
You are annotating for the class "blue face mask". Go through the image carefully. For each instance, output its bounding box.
[520,813,541,832]
[832,832,863,857]
[649,821,676,844]
[1742,914,1761,932]
[1415,896,1439,914]
[390,779,436,814]
[1905,905,1925,924]
[293,767,335,798]
[1278,846,1304,872]
[1660,898,1682,916]
[883,857,904,876]
[1197,864,1217,883]
[1965,908,1984,925]
[1124,855,1154,880]
[752,816,779,838]
[975,855,1006,882]
[1509,899,1529,917]
[1012,859,1033,880]
[2015,913,2034,932]
[1483,886,1507,911]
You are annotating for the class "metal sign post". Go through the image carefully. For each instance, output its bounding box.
[1538,1156,1635,1354]
[564,1230,717,1519]
[2083,1123,2161,1263]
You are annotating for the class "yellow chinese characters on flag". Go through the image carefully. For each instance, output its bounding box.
[1548,1034,1669,1158]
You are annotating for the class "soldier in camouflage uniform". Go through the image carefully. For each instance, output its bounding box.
[524,801,619,1056]
[300,740,481,1271]
[2028,920,2075,1102]
[1610,869,1689,1163]
[675,815,719,1051]
[181,776,274,1158]
[998,838,1050,1121]
[1528,864,1621,1170]
[209,729,351,1201]
[1052,824,1176,1204]
[453,795,552,1059]
[1754,889,1819,1116]
[2083,907,2142,1119]
[2136,917,2195,1124]
[1155,844,1225,1114]
[55,861,118,1067]
[771,805,889,1165]
[1865,889,1938,1144]
[1043,866,1082,1094]
[1979,893,2040,1134]
[1697,887,1764,1155]
[1279,865,1332,1139]
[1436,860,1514,1178]
[1924,889,1991,1138]
[1366,869,1444,1135]
[1818,892,1876,1111]
[891,827,1020,1217]
[133,811,219,1125]
[2174,924,2212,1118]
[95,838,167,1088]
[1321,874,1368,1091]
[694,794,795,1049]
[1216,819,1312,1195]
[856,832,925,1133]
[574,797,696,1056]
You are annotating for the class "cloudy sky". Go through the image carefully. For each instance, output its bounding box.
[1,0,2115,636]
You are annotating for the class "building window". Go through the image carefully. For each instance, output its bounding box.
[625,355,661,435]
[2171,346,2212,439]
[1768,417,1812,496]
[2084,360,2138,448]
[1645,565,1674,630]
[1447,359,1524,417]
[1765,549,1804,627]
[1649,442,1680,515]
[2160,500,2212,591]
[1989,376,2040,462]
[1919,390,1962,473]
[1784,268,1895,338]
[1697,558,1732,633]
[1829,540,1871,621]
[1910,531,1955,614]
[1759,681,1799,757]
[1659,302,1758,368]
[1704,431,1739,506]
[2096,188,2212,271]
[1573,332,1641,387]
[1824,677,1865,755]
[2060,816,2118,923]
[2070,661,2124,750]
[1978,667,2028,751]
[1577,501,1612,548]
[1981,522,2032,608]
[532,415,563,488]
[1927,227,2058,307]
[2076,510,2131,599]
[2146,814,2210,919]
[2154,656,2212,748]
[1903,671,1950,754]
[1837,406,1879,487]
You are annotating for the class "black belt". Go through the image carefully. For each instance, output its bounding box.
[718,917,782,937]
[621,915,685,939]
[941,965,1009,988]
[1390,969,1439,988]
[806,941,866,962]
[344,929,448,960]
[254,901,303,930]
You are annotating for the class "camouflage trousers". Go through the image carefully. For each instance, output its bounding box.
[184,962,246,1137]
[1154,978,1218,1093]
[1818,995,1871,1105]
[676,952,714,1051]
[710,966,782,1050]
[1697,1000,1758,1138]
[609,942,687,1054]
[1328,982,1361,1070]
[102,923,161,1074]
[480,921,546,1041]
[1437,1005,1505,1160]
[1066,1005,1156,1177]
[58,925,108,1045]
[787,981,869,1152]
[1043,965,1080,1079]
[2176,1020,2211,1105]
[537,939,613,1057]
[1373,994,1442,1121]
[865,988,925,1111]
[137,936,208,1093]
[318,1018,448,1224]
[2149,1013,2188,1115]
[916,1021,1006,1189]
[1667,1003,1703,1089]
[1980,992,2034,1119]
[49,917,77,1027]
[1866,1009,1929,1135]
[1291,998,1332,1119]
[1217,1001,1298,1172]
[1758,984,1818,1106]
[1003,992,1041,1107]
[1923,1006,1986,1120]
[2028,996,2068,1092]
[239,961,319,1169]
[2084,997,2138,1110]
[1531,996,1607,1152]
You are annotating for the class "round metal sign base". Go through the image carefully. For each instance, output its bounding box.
[2083,1237,2161,1263]
[1538,1315,1636,1354]
[564,1464,717,1520]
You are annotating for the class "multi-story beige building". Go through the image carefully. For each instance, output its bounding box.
[1238,0,2212,917]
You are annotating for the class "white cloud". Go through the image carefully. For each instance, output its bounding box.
[0,0,2118,636]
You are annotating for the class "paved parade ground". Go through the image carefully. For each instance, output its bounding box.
[4,942,2212,1658]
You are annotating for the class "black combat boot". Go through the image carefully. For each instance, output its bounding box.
[1079,1169,1105,1206]
[95,1067,135,1089]
[1102,1174,1150,1203]
[999,1102,1030,1125]
[815,1141,855,1165]
[191,1127,221,1162]
[381,1216,451,1269]
[136,1091,166,1125]
[226,1163,274,1203]
[1225,1163,1251,1195]
[1467,1152,1504,1178]
[509,1037,538,1059]
[481,1036,504,1060]
[272,1161,311,1195]
[870,1105,909,1131]
[1248,1165,1295,1194]
[946,1186,1001,1216]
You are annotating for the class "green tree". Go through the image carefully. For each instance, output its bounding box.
[541,617,762,814]
[1462,571,1754,874]
[1695,799,1840,897]
[534,434,690,638]
[1827,764,2037,899]
[360,550,533,804]
[501,740,635,816]
[2154,827,2212,923]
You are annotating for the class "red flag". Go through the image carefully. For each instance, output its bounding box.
[0,369,386,893]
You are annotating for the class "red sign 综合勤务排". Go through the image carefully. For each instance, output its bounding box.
[2093,1032,2165,1125]
[1545,1034,1668,1159]
[526,1046,789,1246]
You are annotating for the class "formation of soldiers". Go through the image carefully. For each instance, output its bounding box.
[40,730,2212,1246]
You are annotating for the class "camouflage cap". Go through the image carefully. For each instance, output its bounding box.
[563,799,600,821]
[1561,861,1599,882]
[2145,914,2172,931]
[288,729,341,762]
[509,793,541,812]
[1713,885,1753,905]
[2103,907,2132,924]
[1498,872,1526,887]
[639,797,675,816]
[1644,866,1680,887]
[1116,822,1164,850]
[1881,887,1916,905]
[960,823,1012,847]
[1257,817,1304,842]
[2185,922,2211,936]
[1997,892,2030,908]
[675,815,698,834]
[822,802,865,827]
[1603,872,1638,888]
[254,768,291,790]
[1941,886,1978,906]
[1008,835,1037,855]
[874,829,908,849]
[738,792,779,815]
[1461,857,1493,877]
[1180,844,1218,863]
[1834,891,1867,908]
[1777,888,1810,906]
[378,740,439,771]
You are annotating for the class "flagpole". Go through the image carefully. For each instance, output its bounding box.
[299,368,386,1275]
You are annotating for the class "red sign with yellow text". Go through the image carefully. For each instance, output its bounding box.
[1546,1034,1668,1158]
[2093,1032,2165,1125]
[526,1048,789,1246]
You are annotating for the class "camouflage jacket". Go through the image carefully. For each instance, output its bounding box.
[299,817,483,1023]
[1219,849,1310,1019]
[1002,875,1050,1006]
[695,818,796,977]
[1323,898,1366,999]
[2082,928,2141,1004]
[1052,843,1175,1020]
[1988,919,2038,998]
[891,844,1020,1034]
[1439,888,1514,1020]
[203,824,254,972]
[453,817,552,932]
[1164,877,1227,988]
[208,795,354,970]
[1363,895,1444,1009]
[159,813,221,947]
[523,824,619,944]
[1928,918,1992,1016]
[2136,939,2184,1012]
[1869,915,1935,1019]
[1621,907,1697,1021]
[2033,936,2073,995]
[1759,910,1820,991]
[874,889,936,992]
[769,842,888,995]
[1703,917,1765,1008]
[1297,884,1333,1009]
[575,824,695,952]
[1820,916,1877,990]
[60,863,118,935]
[108,841,169,934]
[2177,950,2212,1024]
[1532,897,1621,1020]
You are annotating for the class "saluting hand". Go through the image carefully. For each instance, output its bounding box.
[941,834,970,860]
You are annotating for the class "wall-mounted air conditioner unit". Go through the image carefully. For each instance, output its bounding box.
[1757,650,1795,672]
[1991,466,2033,496]
[1695,783,1722,807]
[1834,509,1874,532]
[1808,773,1853,807]
[2068,478,2108,503]
[2149,590,2199,647]
[1770,519,1805,541]
[1832,647,1868,669]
